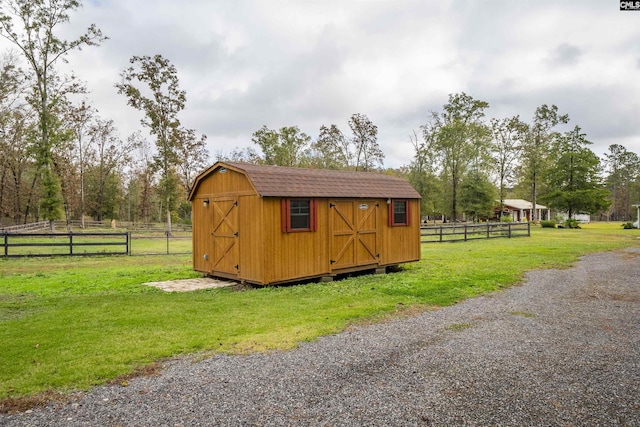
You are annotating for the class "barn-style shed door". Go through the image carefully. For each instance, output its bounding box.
[329,200,380,271]
[211,197,239,277]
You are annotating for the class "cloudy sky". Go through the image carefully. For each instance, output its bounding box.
[15,0,640,168]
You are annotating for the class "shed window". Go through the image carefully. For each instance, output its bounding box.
[389,200,410,226]
[282,199,317,232]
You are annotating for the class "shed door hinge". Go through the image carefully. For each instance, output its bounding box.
[329,203,335,208]
[234,232,239,237]
[330,259,336,264]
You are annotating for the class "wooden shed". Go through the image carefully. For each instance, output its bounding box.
[187,162,421,285]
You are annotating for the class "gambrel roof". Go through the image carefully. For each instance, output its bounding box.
[189,162,421,200]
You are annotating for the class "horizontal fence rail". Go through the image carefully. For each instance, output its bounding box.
[421,222,530,243]
[0,221,49,234]
[2,232,129,257]
[1,230,193,257]
[51,220,192,233]
[128,231,192,256]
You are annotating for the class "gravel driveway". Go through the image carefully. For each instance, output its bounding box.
[3,248,639,426]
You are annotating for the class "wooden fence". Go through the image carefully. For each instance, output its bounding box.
[421,222,530,243]
[1,230,193,257]
[0,221,49,233]
[2,232,129,257]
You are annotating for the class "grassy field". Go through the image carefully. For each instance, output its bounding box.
[0,222,638,405]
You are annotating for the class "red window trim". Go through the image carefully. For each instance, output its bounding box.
[281,199,318,233]
[389,199,411,227]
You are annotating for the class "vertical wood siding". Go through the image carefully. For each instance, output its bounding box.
[191,165,420,284]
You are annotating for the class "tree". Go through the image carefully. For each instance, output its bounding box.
[311,124,351,169]
[522,104,569,221]
[490,116,527,218]
[603,144,640,221]
[67,100,95,227]
[174,126,208,196]
[542,126,610,219]
[85,119,135,220]
[421,92,490,222]
[251,125,311,167]
[408,130,442,221]
[0,51,33,225]
[125,134,156,224]
[0,0,105,225]
[460,170,496,221]
[215,146,261,164]
[116,54,187,232]
[348,113,384,171]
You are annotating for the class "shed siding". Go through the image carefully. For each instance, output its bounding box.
[191,168,256,277]
[238,195,264,283]
[192,196,212,274]
[196,167,255,197]
[262,198,329,284]
[381,200,421,265]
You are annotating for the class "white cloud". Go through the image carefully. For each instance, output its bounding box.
[3,0,640,167]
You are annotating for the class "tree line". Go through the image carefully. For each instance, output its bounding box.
[409,93,638,223]
[0,0,208,231]
[1,0,638,230]
[220,92,640,224]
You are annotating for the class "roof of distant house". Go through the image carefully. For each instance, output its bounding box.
[500,199,548,210]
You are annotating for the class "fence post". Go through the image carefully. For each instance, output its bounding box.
[439,225,443,242]
[508,223,512,238]
[69,231,73,256]
[527,221,531,236]
[166,231,170,255]
[487,223,490,239]
[3,232,7,257]
[126,232,131,255]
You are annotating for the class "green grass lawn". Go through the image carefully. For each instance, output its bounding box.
[1,222,638,404]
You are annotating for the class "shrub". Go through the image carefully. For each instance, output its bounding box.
[564,218,580,229]
[540,220,556,228]
[500,215,513,222]
[622,222,635,229]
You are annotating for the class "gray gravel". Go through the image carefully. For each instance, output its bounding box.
[3,248,640,426]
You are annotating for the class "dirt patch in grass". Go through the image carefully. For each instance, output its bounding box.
[107,362,164,387]
[1,363,165,414]
[0,390,76,414]
[143,277,235,292]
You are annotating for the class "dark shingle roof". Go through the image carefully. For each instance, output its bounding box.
[202,162,421,199]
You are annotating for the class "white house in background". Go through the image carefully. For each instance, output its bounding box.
[497,199,550,222]
[557,213,591,223]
